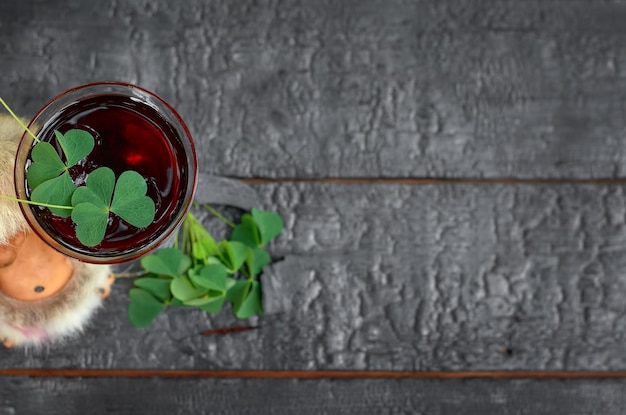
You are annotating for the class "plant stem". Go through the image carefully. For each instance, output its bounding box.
[0,194,72,210]
[114,271,146,279]
[204,204,235,228]
[240,265,252,280]
[0,98,39,142]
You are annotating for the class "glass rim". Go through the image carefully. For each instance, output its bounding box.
[14,81,198,264]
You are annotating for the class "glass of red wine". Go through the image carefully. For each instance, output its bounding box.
[14,82,198,264]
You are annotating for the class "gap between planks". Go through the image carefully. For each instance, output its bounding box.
[3,370,626,379]
[240,177,626,185]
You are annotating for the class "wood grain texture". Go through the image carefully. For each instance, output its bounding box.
[2,182,626,371]
[0,376,624,415]
[2,0,626,179]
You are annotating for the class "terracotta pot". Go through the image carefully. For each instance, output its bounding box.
[0,231,74,301]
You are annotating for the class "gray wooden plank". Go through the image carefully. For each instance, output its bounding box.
[0,376,624,415]
[2,0,626,179]
[3,182,626,371]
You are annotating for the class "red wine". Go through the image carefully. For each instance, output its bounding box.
[25,95,191,257]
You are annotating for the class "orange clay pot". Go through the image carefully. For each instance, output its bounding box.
[0,231,74,301]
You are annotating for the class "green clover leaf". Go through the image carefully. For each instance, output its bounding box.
[71,202,109,246]
[170,275,206,302]
[191,235,218,261]
[189,263,229,291]
[110,170,155,228]
[231,214,261,248]
[186,296,226,313]
[246,247,271,278]
[29,171,76,217]
[71,167,115,246]
[227,279,263,319]
[71,167,156,246]
[55,129,95,167]
[251,208,284,246]
[134,277,173,303]
[26,142,66,189]
[217,241,248,273]
[128,288,166,328]
[26,129,94,188]
[140,248,191,278]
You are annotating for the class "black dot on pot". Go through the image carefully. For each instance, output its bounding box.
[34,286,45,293]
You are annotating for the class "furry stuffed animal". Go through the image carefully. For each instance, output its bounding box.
[0,114,114,347]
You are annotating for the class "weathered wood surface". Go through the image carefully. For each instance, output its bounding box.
[2,0,626,413]
[1,376,625,415]
[3,182,626,371]
[2,0,626,179]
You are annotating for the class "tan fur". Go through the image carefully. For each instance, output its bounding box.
[0,115,29,245]
[0,114,112,346]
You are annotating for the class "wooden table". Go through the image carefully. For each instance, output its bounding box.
[2,0,626,413]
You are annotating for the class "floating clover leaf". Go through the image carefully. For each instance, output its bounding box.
[27,129,94,188]
[55,130,95,166]
[71,167,156,246]
[29,171,76,217]
[110,170,155,227]
[27,142,66,189]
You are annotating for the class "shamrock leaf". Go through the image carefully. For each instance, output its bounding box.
[231,214,261,248]
[227,279,263,319]
[134,277,172,303]
[191,235,218,261]
[189,263,229,291]
[186,296,226,314]
[71,167,115,246]
[71,202,109,246]
[71,167,156,247]
[217,241,248,273]
[26,142,66,188]
[140,248,191,278]
[128,288,166,328]
[170,275,206,302]
[246,247,271,278]
[252,208,284,246]
[110,170,155,228]
[26,129,94,189]
[55,129,95,166]
[29,171,76,217]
